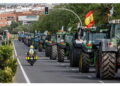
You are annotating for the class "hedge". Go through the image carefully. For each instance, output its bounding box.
[0,44,17,82]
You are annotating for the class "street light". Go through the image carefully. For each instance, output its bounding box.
[57,8,82,28]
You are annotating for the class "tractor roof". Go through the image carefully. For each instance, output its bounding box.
[109,19,120,24]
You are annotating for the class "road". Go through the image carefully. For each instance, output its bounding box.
[13,40,120,83]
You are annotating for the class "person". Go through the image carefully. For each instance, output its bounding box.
[27,45,36,56]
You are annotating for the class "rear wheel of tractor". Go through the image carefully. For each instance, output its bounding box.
[51,45,57,60]
[70,48,80,67]
[100,53,116,80]
[58,48,65,62]
[48,46,51,57]
[96,56,100,78]
[45,46,51,57]
[79,52,90,73]
[45,47,48,56]
[96,50,101,78]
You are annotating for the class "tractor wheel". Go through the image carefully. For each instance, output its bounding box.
[70,48,80,67]
[50,45,57,60]
[79,52,90,73]
[58,47,65,62]
[38,44,42,52]
[45,46,51,57]
[99,53,116,79]
[96,50,101,78]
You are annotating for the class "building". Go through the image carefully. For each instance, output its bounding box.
[0,3,57,27]
[0,12,17,27]
[0,10,43,27]
[18,15,39,25]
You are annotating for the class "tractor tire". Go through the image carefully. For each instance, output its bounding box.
[50,45,57,60]
[45,46,51,57]
[58,47,65,62]
[96,50,101,78]
[38,44,42,52]
[79,52,90,73]
[99,53,116,79]
[70,48,80,67]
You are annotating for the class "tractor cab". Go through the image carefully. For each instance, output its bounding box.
[109,20,120,44]
[56,30,66,44]
[82,27,108,51]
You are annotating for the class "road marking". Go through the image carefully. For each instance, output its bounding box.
[99,80,104,83]
[61,64,65,66]
[88,75,92,78]
[13,41,17,56]
[13,41,31,83]
[71,69,77,71]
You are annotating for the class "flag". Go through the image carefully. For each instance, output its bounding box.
[85,11,94,28]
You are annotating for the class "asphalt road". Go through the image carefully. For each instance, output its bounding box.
[13,40,120,83]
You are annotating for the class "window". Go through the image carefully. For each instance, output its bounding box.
[26,16,37,18]
[115,24,120,38]
[7,16,14,21]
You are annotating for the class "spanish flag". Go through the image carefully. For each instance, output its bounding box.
[85,11,94,28]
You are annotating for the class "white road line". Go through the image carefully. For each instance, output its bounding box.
[13,41,17,56]
[13,41,31,83]
[88,75,92,78]
[99,80,104,83]
[71,69,77,71]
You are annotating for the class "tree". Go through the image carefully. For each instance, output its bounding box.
[31,3,120,32]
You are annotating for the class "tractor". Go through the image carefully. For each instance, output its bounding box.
[45,34,58,60]
[56,30,74,62]
[18,31,25,42]
[78,27,108,73]
[69,27,84,67]
[38,33,47,52]
[56,30,66,62]
[95,19,120,79]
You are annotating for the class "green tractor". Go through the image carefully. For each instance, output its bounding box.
[56,30,66,62]
[38,33,47,52]
[56,30,74,62]
[94,19,120,79]
[45,34,58,60]
[78,27,108,73]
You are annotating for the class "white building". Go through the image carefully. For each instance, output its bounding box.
[18,15,39,25]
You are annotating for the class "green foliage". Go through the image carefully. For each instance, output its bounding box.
[0,45,17,83]
[0,46,13,66]
[31,3,120,32]
[0,67,13,83]
[1,39,12,46]
[0,26,10,34]
[31,9,75,32]
[5,58,17,76]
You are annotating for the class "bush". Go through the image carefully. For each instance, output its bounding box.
[1,39,12,46]
[5,58,17,76]
[0,45,17,83]
[0,67,13,83]
[0,45,13,66]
